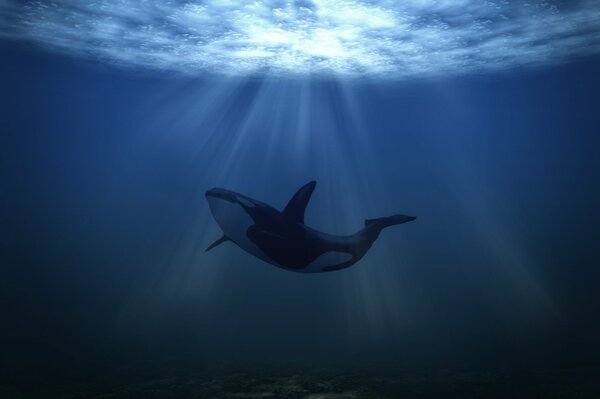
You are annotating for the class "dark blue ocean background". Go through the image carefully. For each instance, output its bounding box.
[1,41,599,396]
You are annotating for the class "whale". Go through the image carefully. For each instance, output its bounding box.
[205,181,415,273]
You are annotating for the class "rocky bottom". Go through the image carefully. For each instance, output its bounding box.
[2,366,599,398]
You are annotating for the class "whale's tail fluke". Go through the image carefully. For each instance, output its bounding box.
[364,214,416,228]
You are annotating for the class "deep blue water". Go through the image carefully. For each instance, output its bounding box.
[1,42,600,396]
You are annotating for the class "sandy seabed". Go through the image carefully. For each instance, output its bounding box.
[2,366,599,398]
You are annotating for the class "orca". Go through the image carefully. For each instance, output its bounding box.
[205,181,415,273]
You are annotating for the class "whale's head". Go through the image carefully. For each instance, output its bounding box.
[206,187,258,219]
[205,188,264,240]
[206,188,251,206]
[205,187,278,262]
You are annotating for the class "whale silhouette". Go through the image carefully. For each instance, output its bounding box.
[205,181,415,273]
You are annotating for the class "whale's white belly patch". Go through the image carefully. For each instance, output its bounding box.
[302,251,353,273]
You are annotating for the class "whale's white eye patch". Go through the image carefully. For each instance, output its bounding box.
[237,197,256,208]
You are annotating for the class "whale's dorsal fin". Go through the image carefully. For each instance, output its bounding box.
[282,181,316,224]
[205,234,230,252]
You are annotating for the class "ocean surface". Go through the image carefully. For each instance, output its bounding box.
[1,39,600,397]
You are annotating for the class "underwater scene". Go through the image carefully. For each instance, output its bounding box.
[1,1,600,398]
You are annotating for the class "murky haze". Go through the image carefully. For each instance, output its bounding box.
[1,41,599,397]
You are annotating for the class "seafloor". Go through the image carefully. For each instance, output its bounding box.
[2,366,599,398]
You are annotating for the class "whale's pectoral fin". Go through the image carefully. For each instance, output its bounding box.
[205,234,231,252]
[282,181,316,223]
